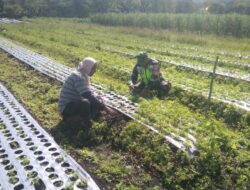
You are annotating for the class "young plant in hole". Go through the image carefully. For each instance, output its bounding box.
[7,170,17,177]
[9,141,20,149]
[77,180,88,189]
[9,177,19,185]
[63,182,74,190]
[27,171,38,179]
[69,171,79,182]
[55,156,64,163]
[21,157,30,166]
[0,124,6,130]
[17,155,30,166]
[1,159,10,165]
[32,177,40,185]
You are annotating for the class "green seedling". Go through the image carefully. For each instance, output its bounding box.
[77,180,88,189]
[9,141,20,149]
[9,177,19,185]
[27,171,38,179]
[7,170,17,177]
[55,156,64,163]
[21,158,30,166]
[63,182,74,190]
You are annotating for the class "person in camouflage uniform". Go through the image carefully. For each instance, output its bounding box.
[128,52,171,98]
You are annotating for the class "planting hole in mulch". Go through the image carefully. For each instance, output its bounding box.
[61,162,70,167]
[10,141,20,150]
[24,138,32,142]
[51,152,60,157]
[1,159,10,165]
[53,180,63,187]
[7,170,17,177]
[0,149,5,153]
[36,156,45,161]
[45,167,55,173]
[29,146,38,151]
[5,164,14,170]
[33,178,46,190]
[26,142,34,146]
[40,161,49,167]
[65,168,74,175]
[48,147,57,152]
[34,151,42,155]
[0,154,8,159]
[49,173,58,180]
[9,177,19,185]
[7,137,14,141]
[27,171,38,179]
[44,143,51,147]
[40,139,48,143]
[24,165,33,171]
[37,135,45,139]
[14,184,24,190]
[15,150,23,155]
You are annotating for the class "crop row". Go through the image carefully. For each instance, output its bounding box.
[3,17,250,61]
[100,46,250,82]
[97,59,250,112]
[46,28,249,79]
[0,82,96,190]
[3,19,250,80]
[0,37,197,156]
[80,30,250,69]
[1,50,250,190]
[1,26,249,110]
[78,27,250,64]
[1,24,250,188]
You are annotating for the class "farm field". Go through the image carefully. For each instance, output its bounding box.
[0,18,250,189]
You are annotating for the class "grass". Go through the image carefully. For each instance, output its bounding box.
[0,18,249,189]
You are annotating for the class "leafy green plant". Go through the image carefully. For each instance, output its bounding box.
[77,180,88,189]
[0,18,249,190]
[9,177,19,185]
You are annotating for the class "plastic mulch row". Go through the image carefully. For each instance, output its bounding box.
[0,37,198,157]
[0,82,100,190]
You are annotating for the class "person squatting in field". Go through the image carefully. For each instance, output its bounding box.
[58,57,113,128]
[128,52,171,98]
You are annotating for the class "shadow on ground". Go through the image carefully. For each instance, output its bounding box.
[50,111,127,148]
[51,120,95,147]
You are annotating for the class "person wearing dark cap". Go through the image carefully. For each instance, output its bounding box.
[128,52,171,98]
[58,57,113,127]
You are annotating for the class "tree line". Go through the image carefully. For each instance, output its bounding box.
[0,0,250,18]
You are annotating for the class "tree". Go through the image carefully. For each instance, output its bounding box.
[209,2,225,14]
[0,0,4,15]
[176,0,194,13]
